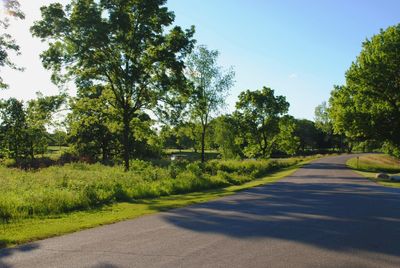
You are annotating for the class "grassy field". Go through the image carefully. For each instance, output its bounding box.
[347,154,400,173]
[42,146,70,160]
[0,156,319,248]
[346,154,400,188]
[0,157,317,223]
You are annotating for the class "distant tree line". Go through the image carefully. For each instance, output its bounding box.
[159,87,342,160]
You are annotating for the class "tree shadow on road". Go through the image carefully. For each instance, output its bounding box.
[160,175,400,262]
[301,162,348,170]
[0,243,39,268]
[92,262,120,268]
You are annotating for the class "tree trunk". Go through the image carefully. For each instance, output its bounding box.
[122,110,131,171]
[30,145,35,161]
[201,125,206,163]
[101,138,108,164]
[261,146,267,158]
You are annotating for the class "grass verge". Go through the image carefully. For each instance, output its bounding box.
[346,154,400,173]
[0,160,307,249]
[352,170,400,188]
[346,154,400,188]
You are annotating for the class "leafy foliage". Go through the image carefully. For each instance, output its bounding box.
[0,94,65,166]
[213,115,241,159]
[314,101,349,151]
[329,24,400,156]
[235,87,290,158]
[185,45,235,162]
[294,119,323,152]
[276,115,300,156]
[31,0,195,170]
[68,85,121,162]
[314,101,333,135]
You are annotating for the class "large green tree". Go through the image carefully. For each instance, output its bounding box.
[185,45,235,162]
[0,98,27,162]
[31,0,195,170]
[235,87,290,158]
[26,93,65,158]
[275,115,300,156]
[213,115,241,159]
[0,0,24,89]
[329,24,400,156]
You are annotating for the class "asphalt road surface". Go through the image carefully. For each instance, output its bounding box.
[2,154,400,267]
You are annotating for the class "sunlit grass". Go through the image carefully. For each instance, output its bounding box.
[0,156,319,223]
[346,154,400,173]
[41,146,70,160]
[347,154,400,188]
[353,170,400,188]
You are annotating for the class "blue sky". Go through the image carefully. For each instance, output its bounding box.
[167,0,400,119]
[1,0,400,119]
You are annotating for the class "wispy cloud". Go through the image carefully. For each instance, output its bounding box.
[289,73,298,79]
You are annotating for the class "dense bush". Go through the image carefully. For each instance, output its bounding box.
[0,157,309,222]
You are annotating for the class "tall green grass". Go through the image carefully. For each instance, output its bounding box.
[0,157,309,222]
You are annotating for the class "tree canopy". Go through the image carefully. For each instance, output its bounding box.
[235,87,290,158]
[0,93,64,166]
[31,0,195,170]
[329,24,400,156]
[185,45,235,162]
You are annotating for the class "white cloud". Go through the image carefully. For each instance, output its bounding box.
[288,73,298,79]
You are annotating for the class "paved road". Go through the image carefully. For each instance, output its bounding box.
[2,155,400,267]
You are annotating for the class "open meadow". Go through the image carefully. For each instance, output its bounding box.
[0,156,312,223]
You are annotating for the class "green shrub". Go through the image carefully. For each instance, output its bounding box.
[186,161,203,177]
[2,158,16,168]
